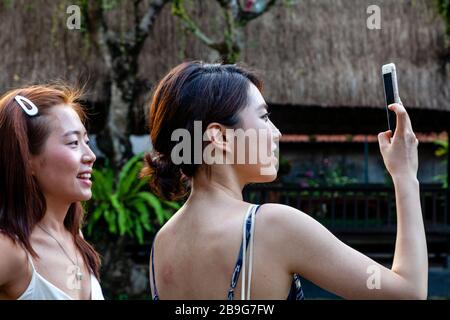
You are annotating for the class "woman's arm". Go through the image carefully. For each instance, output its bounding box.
[390,175,427,297]
[264,103,427,299]
[379,103,427,296]
[0,232,27,291]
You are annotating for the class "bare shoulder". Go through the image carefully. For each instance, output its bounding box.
[0,232,28,287]
[254,203,337,267]
[256,202,339,244]
[154,206,190,241]
[0,231,24,258]
[254,203,313,245]
[256,203,313,229]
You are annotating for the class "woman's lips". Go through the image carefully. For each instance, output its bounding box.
[78,178,92,187]
[77,172,92,187]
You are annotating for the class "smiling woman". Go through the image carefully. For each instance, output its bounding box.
[0,84,104,300]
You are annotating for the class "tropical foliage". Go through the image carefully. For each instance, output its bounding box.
[85,153,180,244]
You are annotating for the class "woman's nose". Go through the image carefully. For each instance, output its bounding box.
[83,146,96,164]
[270,120,282,140]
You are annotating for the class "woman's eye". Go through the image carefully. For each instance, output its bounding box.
[261,112,271,122]
[68,140,79,146]
[85,140,90,146]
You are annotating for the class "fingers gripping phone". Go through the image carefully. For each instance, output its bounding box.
[382,63,400,133]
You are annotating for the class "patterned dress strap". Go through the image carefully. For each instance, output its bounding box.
[227,204,262,300]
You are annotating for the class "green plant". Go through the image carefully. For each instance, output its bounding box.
[434,139,448,157]
[433,138,448,187]
[85,153,180,244]
[299,160,358,189]
[2,0,14,8]
[274,154,292,184]
[436,0,450,36]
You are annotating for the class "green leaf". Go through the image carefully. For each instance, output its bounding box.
[91,202,108,223]
[117,153,143,193]
[436,149,447,157]
[134,222,144,245]
[119,161,142,198]
[163,200,181,211]
[136,192,166,225]
[86,219,94,236]
[104,209,117,234]
[132,200,152,232]
[86,202,109,235]
[92,168,114,200]
[118,209,128,236]
[128,176,149,197]
[110,194,127,235]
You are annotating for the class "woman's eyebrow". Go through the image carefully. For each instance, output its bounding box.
[63,130,85,137]
[257,103,269,111]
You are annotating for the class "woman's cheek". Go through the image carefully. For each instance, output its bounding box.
[47,147,80,173]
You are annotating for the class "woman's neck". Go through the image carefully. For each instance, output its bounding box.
[189,166,245,202]
[38,195,71,235]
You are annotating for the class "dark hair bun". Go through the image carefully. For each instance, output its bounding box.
[142,152,189,201]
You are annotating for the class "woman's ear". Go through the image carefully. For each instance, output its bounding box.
[29,156,38,176]
[204,122,233,154]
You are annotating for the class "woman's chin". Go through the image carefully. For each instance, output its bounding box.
[254,165,278,183]
[75,191,92,202]
[262,174,277,183]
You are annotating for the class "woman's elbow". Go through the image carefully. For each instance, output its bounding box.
[414,288,428,300]
[401,287,427,300]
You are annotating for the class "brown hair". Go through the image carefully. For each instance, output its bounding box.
[141,61,263,201]
[0,84,101,279]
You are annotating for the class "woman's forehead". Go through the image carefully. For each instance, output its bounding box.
[247,83,266,109]
[47,105,85,135]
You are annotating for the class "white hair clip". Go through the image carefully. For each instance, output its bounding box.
[15,95,39,116]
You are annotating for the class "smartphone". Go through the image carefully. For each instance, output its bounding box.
[382,63,400,132]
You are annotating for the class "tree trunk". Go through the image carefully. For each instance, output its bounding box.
[97,81,133,170]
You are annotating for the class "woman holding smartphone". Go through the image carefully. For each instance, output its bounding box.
[143,61,427,300]
[0,84,104,300]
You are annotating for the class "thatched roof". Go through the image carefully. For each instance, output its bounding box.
[1,0,449,112]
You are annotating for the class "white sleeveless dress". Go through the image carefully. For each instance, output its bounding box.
[17,253,104,300]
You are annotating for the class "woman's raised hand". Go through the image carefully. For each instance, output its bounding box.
[378,103,419,180]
